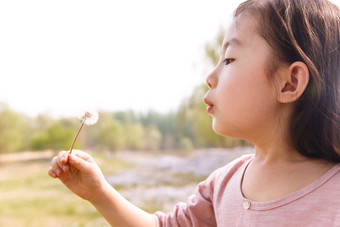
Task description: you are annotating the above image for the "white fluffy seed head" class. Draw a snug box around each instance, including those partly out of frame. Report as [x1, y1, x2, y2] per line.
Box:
[79, 110, 98, 125]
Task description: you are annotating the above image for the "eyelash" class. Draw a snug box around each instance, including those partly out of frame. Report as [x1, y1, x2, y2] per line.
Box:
[223, 58, 234, 65]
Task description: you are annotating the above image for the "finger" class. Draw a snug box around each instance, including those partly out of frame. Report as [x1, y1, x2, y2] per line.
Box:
[70, 150, 93, 162]
[56, 151, 71, 174]
[68, 153, 92, 173]
[51, 156, 58, 169]
[51, 156, 64, 176]
[58, 150, 70, 165]
[48, 167, 57, 178]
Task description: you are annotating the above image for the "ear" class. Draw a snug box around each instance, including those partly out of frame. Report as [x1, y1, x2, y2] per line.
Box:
[277, 61, 309, 103]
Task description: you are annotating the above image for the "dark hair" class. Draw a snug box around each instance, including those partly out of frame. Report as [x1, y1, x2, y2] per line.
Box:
[235, 0, 340, 163]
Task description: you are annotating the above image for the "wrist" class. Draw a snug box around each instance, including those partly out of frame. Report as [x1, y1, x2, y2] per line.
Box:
[88, 181, 114, 205]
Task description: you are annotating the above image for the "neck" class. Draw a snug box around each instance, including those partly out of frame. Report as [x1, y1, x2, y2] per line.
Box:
[250, 105, 309, 164]
[251, 126, 309, 165]
[253, 145, 309, 164]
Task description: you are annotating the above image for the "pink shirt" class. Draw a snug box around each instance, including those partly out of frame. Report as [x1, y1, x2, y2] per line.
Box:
[154, 154, 340, 226]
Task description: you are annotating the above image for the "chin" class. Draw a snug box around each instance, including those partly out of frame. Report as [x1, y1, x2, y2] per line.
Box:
[212, 120, 228, 136]
[212, 120, 244, 139]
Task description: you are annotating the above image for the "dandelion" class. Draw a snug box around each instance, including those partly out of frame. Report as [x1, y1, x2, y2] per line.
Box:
[69, 110, 98, 155]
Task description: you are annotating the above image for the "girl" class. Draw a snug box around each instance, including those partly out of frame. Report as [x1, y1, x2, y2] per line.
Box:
[48, 0, 340, 226]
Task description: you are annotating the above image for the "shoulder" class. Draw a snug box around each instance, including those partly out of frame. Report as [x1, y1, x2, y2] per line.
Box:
[154, 154, 254, 226]
[211, 154, 253, 181]
[202, 154, 254, 194]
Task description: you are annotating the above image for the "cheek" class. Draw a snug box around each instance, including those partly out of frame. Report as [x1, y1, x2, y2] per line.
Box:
[213, 79, 250, 136]
[219, 64, 273, 106]
[217, 69, 255, 109]
[213, 68, 276, 137]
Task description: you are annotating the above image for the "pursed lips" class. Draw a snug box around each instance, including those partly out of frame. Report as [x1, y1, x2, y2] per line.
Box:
[204, 97, 214, 113]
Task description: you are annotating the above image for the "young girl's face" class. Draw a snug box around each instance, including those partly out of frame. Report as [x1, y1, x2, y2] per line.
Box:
[205, 15, 281, 141]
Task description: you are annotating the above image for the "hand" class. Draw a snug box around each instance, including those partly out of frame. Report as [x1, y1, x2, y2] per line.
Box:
[48, 150, 108, 201]
[49, 150, 157, 227]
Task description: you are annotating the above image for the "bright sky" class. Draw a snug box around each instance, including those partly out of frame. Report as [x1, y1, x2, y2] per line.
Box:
[0, 0, 339, 118]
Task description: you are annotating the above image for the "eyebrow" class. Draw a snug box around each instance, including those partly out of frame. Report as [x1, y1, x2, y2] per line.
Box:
[222, 38, 243, 50]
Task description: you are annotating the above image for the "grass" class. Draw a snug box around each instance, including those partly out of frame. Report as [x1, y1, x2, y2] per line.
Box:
[0, 150, 209, 226]
[0, 151, 132, 227]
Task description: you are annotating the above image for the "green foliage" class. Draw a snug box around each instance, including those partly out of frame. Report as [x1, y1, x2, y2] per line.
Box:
[0, 109, 24, 153]
[125, 123, 145, 150]
[144, 125, 162, 151]
[31, 122, 75, 151]
[179, 137, 194, 151]
[97, 120, 125, 152]
[114, 110, 138, 125]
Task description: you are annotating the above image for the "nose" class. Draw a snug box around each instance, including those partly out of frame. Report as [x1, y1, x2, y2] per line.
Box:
[205, 66, 218, 89]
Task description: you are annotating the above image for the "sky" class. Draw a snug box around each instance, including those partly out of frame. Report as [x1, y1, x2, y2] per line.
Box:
[0, 0, 339, 118]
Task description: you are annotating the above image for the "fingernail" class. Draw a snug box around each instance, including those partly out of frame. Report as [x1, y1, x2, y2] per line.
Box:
[62, 165, 67, 172]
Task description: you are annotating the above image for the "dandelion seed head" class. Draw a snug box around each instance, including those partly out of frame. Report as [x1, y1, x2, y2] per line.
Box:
[79, 110, 98, 125]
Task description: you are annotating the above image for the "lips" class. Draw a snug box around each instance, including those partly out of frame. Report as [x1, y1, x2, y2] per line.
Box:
[204, 97, 214, 114]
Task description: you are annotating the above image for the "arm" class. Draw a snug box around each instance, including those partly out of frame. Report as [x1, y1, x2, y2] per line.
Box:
[48, 150, 156, 227]
[90, 182, 156, 227]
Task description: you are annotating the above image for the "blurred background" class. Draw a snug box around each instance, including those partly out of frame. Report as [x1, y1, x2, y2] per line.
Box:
[0, 0, 339, 226]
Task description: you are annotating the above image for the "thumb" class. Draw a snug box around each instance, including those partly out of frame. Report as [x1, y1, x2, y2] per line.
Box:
[68, 154, 92, 173]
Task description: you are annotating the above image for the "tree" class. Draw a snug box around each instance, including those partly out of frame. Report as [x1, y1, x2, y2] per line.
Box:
[144, 125, 162, 151]
[125, 123, 145, 150]
[0, 109, 24, 153]
[30, 122, 75, 151]
[97, 120, 125, 152]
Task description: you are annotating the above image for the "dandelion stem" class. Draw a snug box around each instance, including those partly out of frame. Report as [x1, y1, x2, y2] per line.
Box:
[69, 121, 85, 155]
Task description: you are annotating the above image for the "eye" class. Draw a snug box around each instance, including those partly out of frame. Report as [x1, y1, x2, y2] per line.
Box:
[223, 58, 234, 65]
